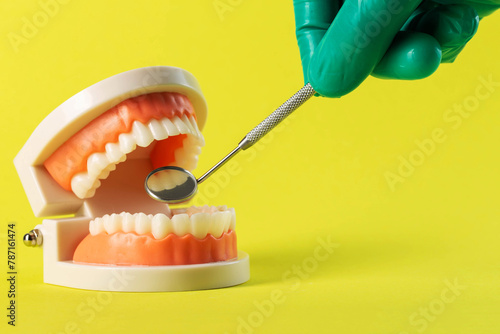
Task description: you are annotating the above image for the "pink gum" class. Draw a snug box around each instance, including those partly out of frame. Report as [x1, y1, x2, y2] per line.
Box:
[73, 230, 237, 266]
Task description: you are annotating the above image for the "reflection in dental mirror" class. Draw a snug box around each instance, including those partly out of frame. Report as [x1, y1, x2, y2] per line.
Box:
[145, 166, 198, 203]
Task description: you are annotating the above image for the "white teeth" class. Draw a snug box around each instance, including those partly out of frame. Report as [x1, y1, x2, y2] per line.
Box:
[148, 119, 168, 140]
[161, 118, 180, 136]
[118, 133, 136, 154]
[174, 148, 189, 166]
[190, 213, 211, 239]
[97, 163, 117, 179]
[132, 121, 154, 147]
[104, 163, 117, 172]
[151, 214, 173, 239]
[71, 173, 101, 199]
[181, 114, 196, 134]
[89, 217, 104, 235]
[193, 146, 202, 155]
[172, 134, 202, 171]
[228, 208, 236, 231]
[147, 170, 177, 191]
[85, 188, 97, 198]
[188, 116, 199, 133]
[147, 168, 190, 193]
[88, 221, 96, 235]
[173, 169, 189, 186]
[87, 153, 110, 178]
[103, 214, 120, 234]
[105, 142, 123, 163]
[88, 208, 236, 239]
[171, 214, 191, 236]
[149, 168, 188, 191]
[172, 116, 190, 134]
[135, 213, 151, 234]
[122, 213, 135, 232]
[189, 117, 205, 146]
[97, 167, 112, 180]
[213, 211, 230, 237]
[184, 131, 205, 149]
[70, 115, 203, 199]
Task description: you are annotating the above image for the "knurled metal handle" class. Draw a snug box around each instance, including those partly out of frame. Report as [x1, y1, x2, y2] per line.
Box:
[238, 83, 316, 150]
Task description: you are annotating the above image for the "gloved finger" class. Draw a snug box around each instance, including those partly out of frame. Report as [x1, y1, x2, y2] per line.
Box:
[294, 0, 340, 83]
[404, 4, 479, 62]
[308, 0, 423, 97]
[371, 31, 442, 79]
[431, 0, 500, 18]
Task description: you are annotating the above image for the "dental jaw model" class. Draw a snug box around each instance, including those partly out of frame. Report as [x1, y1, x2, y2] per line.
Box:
[15, 66, 250, 291]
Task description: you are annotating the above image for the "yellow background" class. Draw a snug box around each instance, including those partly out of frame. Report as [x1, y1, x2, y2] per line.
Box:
[1, 0, 499, 333]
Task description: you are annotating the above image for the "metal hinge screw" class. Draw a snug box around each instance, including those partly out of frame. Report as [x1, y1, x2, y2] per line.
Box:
[23, 229, 43, 247]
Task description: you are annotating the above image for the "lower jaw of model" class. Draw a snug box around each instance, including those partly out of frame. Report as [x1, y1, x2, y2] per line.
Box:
[44, 92, 238, 266]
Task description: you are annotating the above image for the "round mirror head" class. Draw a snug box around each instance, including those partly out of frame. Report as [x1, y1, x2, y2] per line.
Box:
[145, 166, 198, 203]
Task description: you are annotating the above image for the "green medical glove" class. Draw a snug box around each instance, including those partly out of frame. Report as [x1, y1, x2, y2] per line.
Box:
[294, 0, 500, 97]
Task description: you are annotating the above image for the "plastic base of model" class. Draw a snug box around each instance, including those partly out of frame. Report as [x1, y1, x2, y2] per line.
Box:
[38, 218, 250, 292]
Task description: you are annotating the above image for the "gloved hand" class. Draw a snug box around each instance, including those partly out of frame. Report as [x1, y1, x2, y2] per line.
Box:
[294, 0, 500, 97]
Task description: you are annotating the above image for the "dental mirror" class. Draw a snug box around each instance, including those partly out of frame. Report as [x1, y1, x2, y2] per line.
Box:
[145, 166, 198, 203]
[145, 83, 316, 203]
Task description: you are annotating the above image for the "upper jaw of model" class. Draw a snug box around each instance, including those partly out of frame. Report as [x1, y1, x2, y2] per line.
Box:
[43, 91, 205, 202]
[14, 67, 212, 218]
[71, 113, 204, 199]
